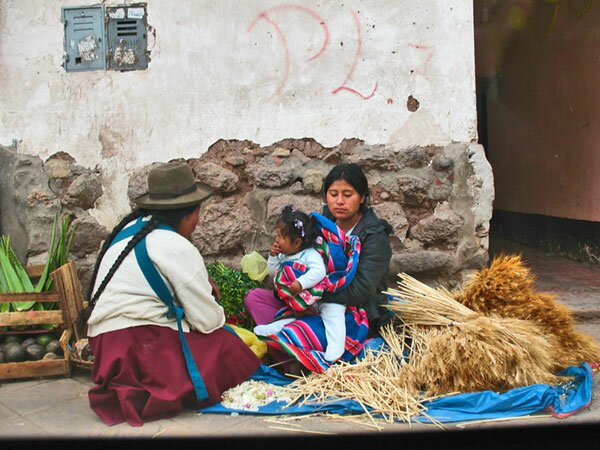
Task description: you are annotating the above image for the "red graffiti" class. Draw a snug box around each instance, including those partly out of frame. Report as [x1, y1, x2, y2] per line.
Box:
[249, 13, 291, 99]
[331, 10, 378, 100]
[247, 5, 330, 100]
[332, 82, 378, 100]
[247, 5, 378, 101]
[247, 5, 330, 61]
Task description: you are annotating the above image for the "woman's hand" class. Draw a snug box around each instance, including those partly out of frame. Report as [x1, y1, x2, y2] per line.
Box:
[269, 241, 281, 257]
[208, 276, 220, 301]
[288, 280, 302, 295]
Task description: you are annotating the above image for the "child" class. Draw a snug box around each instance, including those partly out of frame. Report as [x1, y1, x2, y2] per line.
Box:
[253, 205, 347, 362]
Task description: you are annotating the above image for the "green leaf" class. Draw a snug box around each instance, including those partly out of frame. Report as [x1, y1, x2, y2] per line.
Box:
[35, 212, 76, 293]
[0, 237, 35, 310]
[0, 241, 24, 293]
[13, 300, 36, 311]
[0, 259, 8, 293]
[35, 211, 58, 293]
[4, 237, 34, 292]
[206, 261, 260, 330]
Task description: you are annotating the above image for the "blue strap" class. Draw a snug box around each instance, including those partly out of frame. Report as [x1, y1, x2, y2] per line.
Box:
[110, 217, 209, 402]
[309, 213, 348, 271]
[222, 323, 238, 336]
[111, 217, 173, 247]
[135, 238, 209, 401]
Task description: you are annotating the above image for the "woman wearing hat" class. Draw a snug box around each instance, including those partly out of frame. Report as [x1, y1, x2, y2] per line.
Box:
[85, 161, 260, 427]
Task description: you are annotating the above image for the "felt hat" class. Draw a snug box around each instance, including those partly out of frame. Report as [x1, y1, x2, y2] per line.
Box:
[134, 162, 212, 210]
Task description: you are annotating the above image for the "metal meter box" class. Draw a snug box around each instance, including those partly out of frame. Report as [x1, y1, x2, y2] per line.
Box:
[106, 5, 148, 71]
[61, 6, 106, 72]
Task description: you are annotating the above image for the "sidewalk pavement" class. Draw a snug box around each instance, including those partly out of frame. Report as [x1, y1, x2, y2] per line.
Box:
[0, 237, 599, 445]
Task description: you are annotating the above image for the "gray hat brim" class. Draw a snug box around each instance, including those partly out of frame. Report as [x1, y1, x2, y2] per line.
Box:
[134, 182, 212, 210]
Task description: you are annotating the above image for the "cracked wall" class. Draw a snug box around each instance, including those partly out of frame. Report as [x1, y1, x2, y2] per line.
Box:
[0, 1, 491, 291]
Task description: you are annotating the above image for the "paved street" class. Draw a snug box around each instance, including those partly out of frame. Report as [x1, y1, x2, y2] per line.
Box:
[0, 238, 599, 447]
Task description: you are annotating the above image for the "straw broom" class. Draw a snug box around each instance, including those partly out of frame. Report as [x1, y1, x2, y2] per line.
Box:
[385, 273, 564, 396]
[454, 254, 600, 370]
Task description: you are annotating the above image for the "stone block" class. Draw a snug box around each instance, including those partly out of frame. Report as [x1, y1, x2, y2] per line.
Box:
[410, 202, 464, 244]
[391, 250, 451, 274]
[191, 161, 239, 193]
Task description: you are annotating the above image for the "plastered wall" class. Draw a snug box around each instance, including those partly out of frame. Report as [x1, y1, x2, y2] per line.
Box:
[0, 0, 477, 226]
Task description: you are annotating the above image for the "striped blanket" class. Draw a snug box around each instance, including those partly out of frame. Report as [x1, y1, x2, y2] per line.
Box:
[265, 213, 370, 373]
[273, 213, 361, 313]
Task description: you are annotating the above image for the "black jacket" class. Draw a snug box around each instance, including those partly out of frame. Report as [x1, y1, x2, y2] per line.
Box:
[321, 206, 394, 332]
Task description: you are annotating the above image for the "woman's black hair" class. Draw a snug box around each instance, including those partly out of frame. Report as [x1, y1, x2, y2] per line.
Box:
[277, 205, 319, 250]
[86, 203, 200, 308]
[322, 163, 370, 213]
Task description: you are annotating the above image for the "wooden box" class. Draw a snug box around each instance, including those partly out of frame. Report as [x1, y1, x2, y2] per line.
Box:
[0, 329, 71, 380]
[0, 262, 84, 380]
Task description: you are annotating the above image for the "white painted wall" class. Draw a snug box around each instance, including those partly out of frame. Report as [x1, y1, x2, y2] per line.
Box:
[0, 0, 476, 225]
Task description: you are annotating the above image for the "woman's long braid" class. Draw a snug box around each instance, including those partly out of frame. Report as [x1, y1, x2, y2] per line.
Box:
[89, 215, 159, 308]
[85, 210, 142, 301]
[80, 203, 199, 335]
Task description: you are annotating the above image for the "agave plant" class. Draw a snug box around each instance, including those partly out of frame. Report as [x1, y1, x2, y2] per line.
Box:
[0, 212, 76, 312]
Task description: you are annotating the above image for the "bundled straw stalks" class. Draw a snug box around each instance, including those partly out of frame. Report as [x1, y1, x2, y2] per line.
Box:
[277, 258, 593, 426]
[454, 254, 600, 370]
[280, 341, 440, 427]
[385, 273, 563, 396]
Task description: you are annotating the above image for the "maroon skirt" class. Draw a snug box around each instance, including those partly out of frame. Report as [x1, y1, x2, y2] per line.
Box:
[88, 325, 261, 426]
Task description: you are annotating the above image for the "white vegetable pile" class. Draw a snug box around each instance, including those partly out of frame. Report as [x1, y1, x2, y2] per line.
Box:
[221, 380, 294, 412]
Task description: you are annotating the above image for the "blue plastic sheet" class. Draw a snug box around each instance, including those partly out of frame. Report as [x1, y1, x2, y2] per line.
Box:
[201, 364, 368, 416]
[417, 363, 593, 423]
[201, 356, 594, 423]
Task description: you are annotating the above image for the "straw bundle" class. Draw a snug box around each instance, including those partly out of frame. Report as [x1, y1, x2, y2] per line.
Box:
[395, 320, 561, 396]
[454, 254, 600, 370]
[385, 273, 563, 396]
[281, 344, 434, 426]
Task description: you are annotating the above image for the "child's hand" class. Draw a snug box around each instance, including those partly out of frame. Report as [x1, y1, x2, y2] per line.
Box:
[289, 281, 302, 295]
[270, 241, 281, 257]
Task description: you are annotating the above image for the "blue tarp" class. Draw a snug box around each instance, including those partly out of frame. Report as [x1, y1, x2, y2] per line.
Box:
[418, 363, 593, 423]
[201, 342, 594, 423]
[201, 364, 370, 416]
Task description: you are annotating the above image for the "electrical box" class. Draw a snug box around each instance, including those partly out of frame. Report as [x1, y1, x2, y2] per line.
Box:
[61, 6, 107, 72]
[106, 5, 148, 71]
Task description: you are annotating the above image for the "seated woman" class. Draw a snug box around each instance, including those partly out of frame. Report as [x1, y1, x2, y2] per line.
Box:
[85, 162, 260, 426]
[244, 163, 393, 373]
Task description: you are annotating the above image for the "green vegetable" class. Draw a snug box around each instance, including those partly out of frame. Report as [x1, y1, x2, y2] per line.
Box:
[206, 262, 261, 331]
[35, 212, 76, 295]
[0, 212, 76, 315]
[25, 343, 46, 361]
[0, 236, 34, 310]
[4, 343, 26, 362]
[36, 334, 54, 346]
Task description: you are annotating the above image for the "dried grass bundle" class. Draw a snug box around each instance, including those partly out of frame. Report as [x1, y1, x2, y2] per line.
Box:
[275, 258, 593, 425]
[385, 273, 563, 395]
[281, 347, 436, 426]
[454, 254, 600, 370]
[394, 318, 561, 396]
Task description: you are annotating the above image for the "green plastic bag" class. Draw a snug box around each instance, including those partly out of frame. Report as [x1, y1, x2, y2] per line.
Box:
[241, 251, 269, 282]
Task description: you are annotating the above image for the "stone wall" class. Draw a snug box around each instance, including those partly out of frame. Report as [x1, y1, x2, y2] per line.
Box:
[0, 144, 108, 291]
[0, 139, 493, 294]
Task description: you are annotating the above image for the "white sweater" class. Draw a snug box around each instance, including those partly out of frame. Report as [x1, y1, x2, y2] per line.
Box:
[87, 219, 225, 337]
[267, 248, 326, 289]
